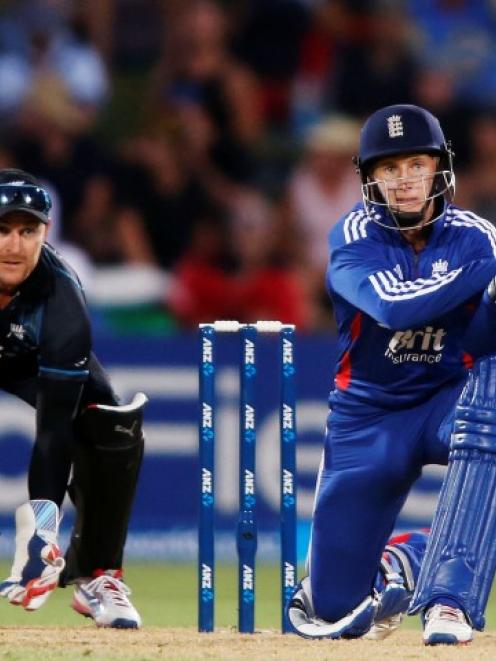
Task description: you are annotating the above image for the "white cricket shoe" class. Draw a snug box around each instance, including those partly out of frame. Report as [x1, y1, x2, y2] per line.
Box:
[72, 571, 141, 629]
[423, 604, 473, 645]
[0, 500, 65, 610]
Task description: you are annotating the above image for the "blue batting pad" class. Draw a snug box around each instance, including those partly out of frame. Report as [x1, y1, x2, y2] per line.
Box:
[409, 356, 496, 629]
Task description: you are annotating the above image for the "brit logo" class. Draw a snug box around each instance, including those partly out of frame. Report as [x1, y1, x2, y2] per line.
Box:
[432, 259, 448, 276]
[385, 326, 446, 365]
[387, 115, 404, 138]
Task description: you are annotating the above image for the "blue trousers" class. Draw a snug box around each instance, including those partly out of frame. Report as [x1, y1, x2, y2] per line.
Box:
[310, 377, 466, 622]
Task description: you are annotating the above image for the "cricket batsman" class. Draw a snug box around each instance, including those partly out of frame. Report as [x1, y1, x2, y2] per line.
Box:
[0, 168, 146, 628]
[288, 104, 496, 645]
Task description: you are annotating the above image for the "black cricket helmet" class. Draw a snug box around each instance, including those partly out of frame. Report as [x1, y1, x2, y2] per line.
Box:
[0, 168, 52, 223]
[355, 104, 455, 229]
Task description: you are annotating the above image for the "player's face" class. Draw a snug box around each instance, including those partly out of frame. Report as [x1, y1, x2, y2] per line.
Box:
[0, 212, 47, 295]
[370, 153, 438, 217]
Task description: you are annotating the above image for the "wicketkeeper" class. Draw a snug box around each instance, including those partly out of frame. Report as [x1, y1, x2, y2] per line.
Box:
[288, 104, 496, 645]
[0, 168, 146, 628]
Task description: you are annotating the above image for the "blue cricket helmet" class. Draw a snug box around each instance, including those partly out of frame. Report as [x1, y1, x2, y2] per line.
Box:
[357, 104, 449, 173]
[355, 104, 455, 230]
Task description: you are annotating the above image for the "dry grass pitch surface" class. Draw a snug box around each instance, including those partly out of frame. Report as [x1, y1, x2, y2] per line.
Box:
[0, 627, 494, 661]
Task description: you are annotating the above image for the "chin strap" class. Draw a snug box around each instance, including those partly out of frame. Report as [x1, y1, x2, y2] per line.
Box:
[390, 209, 426, 229]
[389, 193, 442, 230]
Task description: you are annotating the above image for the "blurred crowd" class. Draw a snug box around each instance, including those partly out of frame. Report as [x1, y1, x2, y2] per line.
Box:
[1, 0, 496, 334]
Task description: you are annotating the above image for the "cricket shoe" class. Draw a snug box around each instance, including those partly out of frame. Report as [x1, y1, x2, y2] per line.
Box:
[364, 583, 409, 640]
[287, 576, 378, 639]
[364, 547, 414, 641]
[0, 500, 65, 610]
[423, 604, 473, 645]
[72, 570, 141, 629]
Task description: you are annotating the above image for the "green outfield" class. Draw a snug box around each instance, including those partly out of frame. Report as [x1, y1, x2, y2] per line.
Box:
[0, 562, 495, 631]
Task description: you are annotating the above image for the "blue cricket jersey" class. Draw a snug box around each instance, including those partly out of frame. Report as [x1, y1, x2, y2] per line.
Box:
[327, 202, 496, 408]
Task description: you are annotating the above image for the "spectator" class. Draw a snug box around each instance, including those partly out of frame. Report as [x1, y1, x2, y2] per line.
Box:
[284, 115, 360, 329]
[8, 96, 115, 247]
[113, 132, 214, 269]
[412, 66, 475, 170]
[407, 0, 496, 110]
[169, 190, 311, 329]
[0, 4, 114, 246]
[145, 0, 263, 187]
[287, 115, 361, 272]
[231, 0, 311, 130]
[0, 3, 109, 122]
[289, 0, 366, 135]
[67, 175, 127, 266]
[42, 180, 95, 292]
[456, 113, 496, 222]
[332, 4, 418, 117]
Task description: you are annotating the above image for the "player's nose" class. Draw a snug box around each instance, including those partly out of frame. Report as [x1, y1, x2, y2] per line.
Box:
[396, 176, 413, 190]
[4, 231, 22, 253]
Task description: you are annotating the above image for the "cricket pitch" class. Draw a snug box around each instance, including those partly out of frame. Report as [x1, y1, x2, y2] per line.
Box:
[0, 627, 494, 660]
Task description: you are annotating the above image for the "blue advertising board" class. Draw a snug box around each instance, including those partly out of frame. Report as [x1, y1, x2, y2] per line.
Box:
[0, 332, 445, 562]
